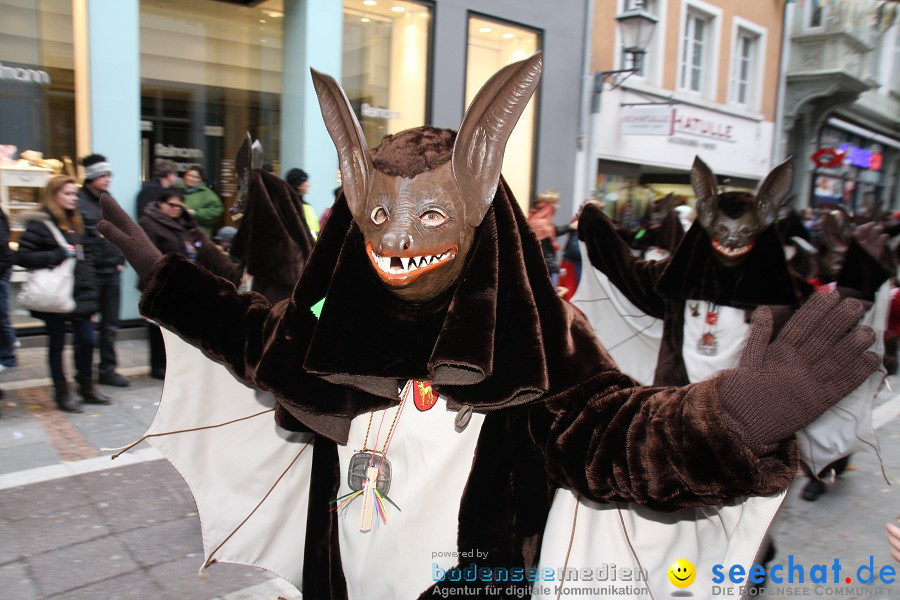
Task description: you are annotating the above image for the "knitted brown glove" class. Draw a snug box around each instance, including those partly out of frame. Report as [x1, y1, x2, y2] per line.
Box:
[718, 290, 878, 454]
[97, 194, 163, 280]
[855, 221, 889, 261]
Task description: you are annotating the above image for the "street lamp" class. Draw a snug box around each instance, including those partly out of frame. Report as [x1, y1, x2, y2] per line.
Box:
[591, 1, 659, 112]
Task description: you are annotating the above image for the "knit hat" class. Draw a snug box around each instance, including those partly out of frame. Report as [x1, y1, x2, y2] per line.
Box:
[214, 226, 238, 244]
[81, 153, 112, 181]
[536, 188, 559, 204]
[286, 168, 309, 188]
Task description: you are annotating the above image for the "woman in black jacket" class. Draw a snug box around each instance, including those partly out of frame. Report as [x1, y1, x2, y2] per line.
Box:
[138, 189, 201, 378]
[16, 175, 111, 412]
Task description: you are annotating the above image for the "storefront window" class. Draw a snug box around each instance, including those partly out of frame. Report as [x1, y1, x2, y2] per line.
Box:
[1, 0, 77, 329]
[140, 0, 284, 214]
[342, 0, 432, 148]
[813, 126, 886, 212]
[466, 15, 539, 209]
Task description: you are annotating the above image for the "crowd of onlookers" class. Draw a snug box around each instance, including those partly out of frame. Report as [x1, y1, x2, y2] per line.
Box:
[0, 153, 321, 414]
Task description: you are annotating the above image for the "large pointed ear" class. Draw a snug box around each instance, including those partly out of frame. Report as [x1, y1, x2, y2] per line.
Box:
[452, 52, 543, 227]
[250, 138, 263, 170]
[690, 156, 718, 230]
[755, 157, 793, 228]
[233, 132, 253, 216]
[311, 68, 373, 221]
[235, 132, 251, 189]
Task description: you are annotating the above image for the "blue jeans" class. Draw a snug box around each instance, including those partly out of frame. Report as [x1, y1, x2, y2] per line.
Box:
[44, 315, 94, 382]
[0, 269, 18, 366]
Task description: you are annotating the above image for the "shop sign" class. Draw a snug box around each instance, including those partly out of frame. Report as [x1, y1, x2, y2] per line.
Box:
[839, 144, 882, 170]
[361, 103, 401, 120]
[671, 108, 734, 142]
[155, 143, 204, 160]
[811, 147, 844, 168]
[622, 105, 673, 135]
[0, 62, 51, 85]
[813, 145, 883, 170]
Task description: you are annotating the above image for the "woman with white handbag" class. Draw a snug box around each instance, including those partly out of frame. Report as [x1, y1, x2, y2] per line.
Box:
[15, 175, 111, 413]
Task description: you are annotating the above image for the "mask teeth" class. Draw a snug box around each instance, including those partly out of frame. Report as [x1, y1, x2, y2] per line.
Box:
[373, 249, 454, 274]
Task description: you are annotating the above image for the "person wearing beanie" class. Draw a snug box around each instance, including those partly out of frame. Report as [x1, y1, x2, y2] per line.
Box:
[77, 153, 129, 388]
[285, 168, 320, 240]
[180, 165, 224, 238]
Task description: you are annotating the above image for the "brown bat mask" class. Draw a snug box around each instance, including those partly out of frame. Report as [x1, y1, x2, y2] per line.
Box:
[691, 156, 794, 266]
[311, 53, 542, 302]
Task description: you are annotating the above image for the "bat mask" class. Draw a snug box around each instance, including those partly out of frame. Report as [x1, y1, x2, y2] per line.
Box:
[312, 54, 542, 302]
[691, 156, 794, 267]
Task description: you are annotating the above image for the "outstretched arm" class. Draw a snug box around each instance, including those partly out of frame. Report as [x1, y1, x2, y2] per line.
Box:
[577, 203, 667, 318]
[543, 291, 877, 510]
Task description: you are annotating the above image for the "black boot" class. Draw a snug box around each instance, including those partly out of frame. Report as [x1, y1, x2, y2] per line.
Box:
[801, 478, 826, 501]
[76, 375, 112, 405]
[54, 379, 83, 413]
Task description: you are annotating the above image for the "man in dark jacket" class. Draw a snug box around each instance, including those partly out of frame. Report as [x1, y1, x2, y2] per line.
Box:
[136, 159, 178, 219]
[77, 153, 129, 387]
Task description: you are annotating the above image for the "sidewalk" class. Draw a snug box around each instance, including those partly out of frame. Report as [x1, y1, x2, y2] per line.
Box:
[0, 335, 301, 600]
[2, 335, 900, 598]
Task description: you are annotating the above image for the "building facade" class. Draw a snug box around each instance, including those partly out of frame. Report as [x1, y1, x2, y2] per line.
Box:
[0, 0, 587, 326]
[577, 0, 787, 219]
[781, 0, 899, 212]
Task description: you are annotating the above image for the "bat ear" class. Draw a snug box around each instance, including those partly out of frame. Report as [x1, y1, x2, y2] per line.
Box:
[690, 156, 719, 230]
[755, 157, 793, 228]
[233, 132, 255, 217]
[250, 139, 263, 170]
[452, 52, 542, 227]
[235, 132, 251, 189]
[311, 67, 374, 223]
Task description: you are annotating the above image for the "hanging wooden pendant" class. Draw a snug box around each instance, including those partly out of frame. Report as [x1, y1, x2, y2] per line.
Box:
[697, 332, 718, 356]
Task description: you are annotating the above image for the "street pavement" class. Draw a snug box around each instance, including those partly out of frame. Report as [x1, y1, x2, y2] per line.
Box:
[0, 334, 899, 599]
[0, 335, 300, 600]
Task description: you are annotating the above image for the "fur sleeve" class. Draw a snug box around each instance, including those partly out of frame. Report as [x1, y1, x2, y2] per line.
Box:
[578, 204, 668, 318]
[541, 371, 797, 511]
[139, 254, 281, 382]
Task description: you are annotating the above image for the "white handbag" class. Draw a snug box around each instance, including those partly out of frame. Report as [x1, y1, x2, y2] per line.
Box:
[17, 220, 77, 314]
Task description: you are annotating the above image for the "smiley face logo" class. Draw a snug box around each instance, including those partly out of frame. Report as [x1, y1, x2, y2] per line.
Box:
[668, 559, 696, 588]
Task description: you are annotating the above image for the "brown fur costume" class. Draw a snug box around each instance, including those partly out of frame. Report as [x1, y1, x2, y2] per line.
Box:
[139, 131, 795, 598]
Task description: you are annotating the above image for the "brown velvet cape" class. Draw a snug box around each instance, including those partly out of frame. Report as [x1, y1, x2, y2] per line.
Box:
[139, 180, 795, 599]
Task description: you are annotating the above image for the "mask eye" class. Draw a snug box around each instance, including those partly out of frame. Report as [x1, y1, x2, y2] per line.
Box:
[419, 209, 447, 228]
[371, 206, 388, 226]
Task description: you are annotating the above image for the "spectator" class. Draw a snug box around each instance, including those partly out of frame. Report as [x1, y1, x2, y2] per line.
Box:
[0, 203, 17, 371]
[285, 168, 320, 240]
[16, 175, 112, 412]
[181, 165, 224, 237]
[528, 188, 562, 285]
[77, 153, 129, 388]
[213, 226, 237, 253]
[136, 159, 178, 218]
[138, 189, 201, 379]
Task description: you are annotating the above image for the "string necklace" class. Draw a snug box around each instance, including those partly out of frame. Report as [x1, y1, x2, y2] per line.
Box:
[332, 380, 412, 532]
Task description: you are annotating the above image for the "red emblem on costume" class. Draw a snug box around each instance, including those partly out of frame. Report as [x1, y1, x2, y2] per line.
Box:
[413, 380, 436, 411]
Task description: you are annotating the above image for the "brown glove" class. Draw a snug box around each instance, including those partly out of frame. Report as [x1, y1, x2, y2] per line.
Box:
[718, 290, 878, 454]
[855, 221, 888, 261]
[97, 194, 163, 280]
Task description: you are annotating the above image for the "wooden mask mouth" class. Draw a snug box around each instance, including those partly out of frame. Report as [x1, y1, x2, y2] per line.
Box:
[367, 242, 458, 286]
[711, 239, 754, 259]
